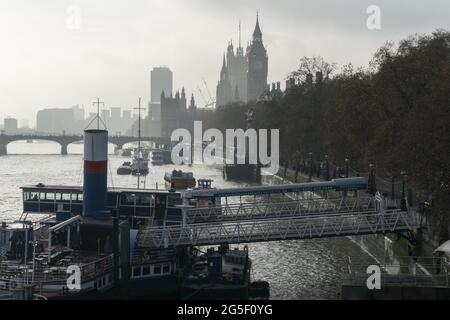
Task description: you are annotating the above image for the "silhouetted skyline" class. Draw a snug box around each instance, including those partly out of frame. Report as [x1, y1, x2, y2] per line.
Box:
[1, 0, 450, 125]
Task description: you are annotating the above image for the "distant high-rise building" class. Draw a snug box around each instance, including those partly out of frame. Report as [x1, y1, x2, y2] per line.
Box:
[216, 15, 268, 107]
[101, 109, 110, 124]
[36, 108, 75, 134]
[71, 105, 85, 132]
[19, 119, 29, 129]
[151, 67, 173, 103]
[122, 110, 131, 121]
[4, 118, 18, 134]
[148, 66, 172, 137]
[148, 102, 162, 137]
[110, 107, 121, 120]
[71, 105, 85, 121]
[109, 107, 121, 135]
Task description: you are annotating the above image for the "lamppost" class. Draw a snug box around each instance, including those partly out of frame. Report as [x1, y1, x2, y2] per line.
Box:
[400, 171, 407, 211]
[324, 154, 329, 181]
[369, 163, 376, 196]
[391, 174, 396, 200]
[345, 158, 349, 178]
[294, 151, 300, 182]
[308, 152, 313, 182]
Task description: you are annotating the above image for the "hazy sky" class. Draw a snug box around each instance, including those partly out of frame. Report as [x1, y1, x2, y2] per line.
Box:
[1, 0, 449, 126]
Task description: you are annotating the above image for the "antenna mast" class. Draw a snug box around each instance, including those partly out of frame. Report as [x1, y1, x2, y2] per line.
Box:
[239, 20, 241, 48]
[134, 97, 144, 189]
[138, 97, 141, 152]
[93, 97, 105, 129]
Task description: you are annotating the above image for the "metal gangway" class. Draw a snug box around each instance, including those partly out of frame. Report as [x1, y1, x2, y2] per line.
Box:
[138, 210, 414, 248]
[185, 196, 378, 223]
[137, 177, 419, 248]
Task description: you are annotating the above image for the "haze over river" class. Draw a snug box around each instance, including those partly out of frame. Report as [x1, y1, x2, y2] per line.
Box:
[0, 140, 372, 299]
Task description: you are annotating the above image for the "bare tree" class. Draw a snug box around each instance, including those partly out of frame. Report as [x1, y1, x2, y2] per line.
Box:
[289, 56, 337, 83]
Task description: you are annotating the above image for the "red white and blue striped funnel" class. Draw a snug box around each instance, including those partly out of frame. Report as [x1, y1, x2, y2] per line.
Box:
[83, 129, 108, 218]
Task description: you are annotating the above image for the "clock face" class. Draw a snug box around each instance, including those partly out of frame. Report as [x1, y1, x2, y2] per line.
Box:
[254, 61, 263, 70]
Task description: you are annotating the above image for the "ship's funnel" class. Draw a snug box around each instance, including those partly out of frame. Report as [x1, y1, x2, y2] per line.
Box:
[83, 129, 108, 219]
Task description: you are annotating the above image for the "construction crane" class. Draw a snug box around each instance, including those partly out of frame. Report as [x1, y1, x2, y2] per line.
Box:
[197, 77, 215, 109]
[197, 86, 208, 106]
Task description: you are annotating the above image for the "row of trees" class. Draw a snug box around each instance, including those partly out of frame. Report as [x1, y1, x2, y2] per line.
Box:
[205, 30, 450, 243]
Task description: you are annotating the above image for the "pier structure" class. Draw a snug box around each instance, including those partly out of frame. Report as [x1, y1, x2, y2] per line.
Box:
[137, 177, 420, 248]
[342, 255, 450, 299]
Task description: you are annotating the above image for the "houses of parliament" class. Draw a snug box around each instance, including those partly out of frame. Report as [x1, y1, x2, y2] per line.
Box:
[216, 14, 269, 107]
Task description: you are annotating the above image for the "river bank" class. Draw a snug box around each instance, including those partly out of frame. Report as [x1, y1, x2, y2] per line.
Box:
[269, 165, 420, 266]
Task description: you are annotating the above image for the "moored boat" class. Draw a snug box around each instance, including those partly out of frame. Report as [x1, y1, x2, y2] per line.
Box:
[164, 170, 196, 189]
[121, 148, 132, 157]
[117, 161, 132, 175]
[150, 149, 165, 166]
[131, 156, 149, 176]
[180, 244, 251, 300]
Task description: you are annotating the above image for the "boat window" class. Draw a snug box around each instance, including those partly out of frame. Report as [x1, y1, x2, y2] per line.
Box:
[136, 195, 152, 206]
[153, 265, 162, 275]
[55, 193, 62, 201]
[30, 192, 39, 201]
[132, 266, 141, 278]
[62, 193, 71, 201]
[46, 193, 55, 201]
[162, 263, 170, 274]
[40, 192, 46, 200]
[0, 230, 7, 246]
[71, 193, 79, 201]
[121, 193, 135, 205]
[142, 265, 150, 276]
[167, 194, 181, 207]
[78, 194, 83, 201]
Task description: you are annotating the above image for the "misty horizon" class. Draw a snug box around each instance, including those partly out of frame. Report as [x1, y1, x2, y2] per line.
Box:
[1, 0, 450, 126]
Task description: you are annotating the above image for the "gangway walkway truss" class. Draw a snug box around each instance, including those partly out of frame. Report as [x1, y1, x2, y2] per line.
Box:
[138, 210, 415, 248]
[186, 196, 378, 223]
[137, 178, 419, 248]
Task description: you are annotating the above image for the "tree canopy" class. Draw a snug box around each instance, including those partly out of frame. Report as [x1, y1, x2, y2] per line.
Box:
[204, 30, 450, 242]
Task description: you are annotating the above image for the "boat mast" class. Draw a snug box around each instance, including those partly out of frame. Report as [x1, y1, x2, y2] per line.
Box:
[135, 97, 143, 189]
[138, 97, 141, 153]
[93, 97, 104, 130]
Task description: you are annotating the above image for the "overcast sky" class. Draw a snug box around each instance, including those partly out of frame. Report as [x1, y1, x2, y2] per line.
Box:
[1, 0, 449, 126]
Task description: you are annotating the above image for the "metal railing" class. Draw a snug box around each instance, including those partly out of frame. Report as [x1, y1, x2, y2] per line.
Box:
[0, 253, 114, 290]
[344, 256, 450, 288]
[186, 196, 378, 223]
[138, 210, 417, 248]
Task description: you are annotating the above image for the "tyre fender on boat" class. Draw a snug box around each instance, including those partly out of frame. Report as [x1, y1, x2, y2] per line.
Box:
[225, 272, 234, 282]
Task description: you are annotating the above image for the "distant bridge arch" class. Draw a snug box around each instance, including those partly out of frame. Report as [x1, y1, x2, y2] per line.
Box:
[108, 136, 171, 150]
[0, 134, 82, 155]
[0, 134, 170, 155]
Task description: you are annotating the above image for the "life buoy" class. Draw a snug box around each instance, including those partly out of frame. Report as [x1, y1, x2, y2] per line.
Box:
[82, 268, 90, 280]
[9, 280, 17, 289]
[141, 250, 150, 263]
[225, 272, 234, 282]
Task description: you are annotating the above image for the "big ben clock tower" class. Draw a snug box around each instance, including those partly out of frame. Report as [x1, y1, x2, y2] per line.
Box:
[247, 13, 268, 101]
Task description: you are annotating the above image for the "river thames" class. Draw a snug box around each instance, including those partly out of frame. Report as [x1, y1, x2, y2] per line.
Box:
[0, 140, 372, 299]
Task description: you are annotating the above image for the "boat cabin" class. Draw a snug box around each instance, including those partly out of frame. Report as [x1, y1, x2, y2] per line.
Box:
[20, 184, 220, 226]
[0, 222, 33, 261]
[21, 185, 184, 223]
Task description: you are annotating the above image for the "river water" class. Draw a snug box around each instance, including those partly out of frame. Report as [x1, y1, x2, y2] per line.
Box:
[0, 140, 372, 299]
